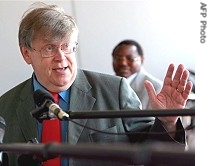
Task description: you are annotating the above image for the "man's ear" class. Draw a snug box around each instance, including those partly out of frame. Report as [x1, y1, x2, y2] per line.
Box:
[20, 46, 32, 64]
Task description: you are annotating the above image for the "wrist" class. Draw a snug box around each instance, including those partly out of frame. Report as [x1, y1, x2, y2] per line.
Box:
[158, 117, 177, 138]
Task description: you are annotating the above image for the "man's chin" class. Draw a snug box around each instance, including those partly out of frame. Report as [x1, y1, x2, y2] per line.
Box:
[119, 72, 130, 78]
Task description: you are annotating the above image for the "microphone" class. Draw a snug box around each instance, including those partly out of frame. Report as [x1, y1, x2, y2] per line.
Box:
[0, 116, 7, 166]
[32, 89, 69, 121]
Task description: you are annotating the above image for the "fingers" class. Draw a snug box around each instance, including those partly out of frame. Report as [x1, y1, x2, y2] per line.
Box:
[169, 64, 193, 98]
[164, 63, 193, 95]
[175, 69, 189, 93]
[171, 64, 185, 90]
[163, 63, 175, 86]
[144, 80, 156, 101]
[182, 81, 193, 100]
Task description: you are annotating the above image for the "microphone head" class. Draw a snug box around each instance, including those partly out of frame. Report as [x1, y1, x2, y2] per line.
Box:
[33, 89, 55, 107]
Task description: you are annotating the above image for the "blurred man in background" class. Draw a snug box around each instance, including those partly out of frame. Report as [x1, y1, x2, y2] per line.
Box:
[112, 39, 163, 110]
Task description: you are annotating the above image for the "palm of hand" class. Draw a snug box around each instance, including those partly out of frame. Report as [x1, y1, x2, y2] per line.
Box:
[145, 64, 193, 123]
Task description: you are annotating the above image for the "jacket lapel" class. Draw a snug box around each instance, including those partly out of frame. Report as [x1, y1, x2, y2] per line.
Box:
[130, 70, 145, 92]
[68, 69, 96, 144]
[16, 79, 38, 142]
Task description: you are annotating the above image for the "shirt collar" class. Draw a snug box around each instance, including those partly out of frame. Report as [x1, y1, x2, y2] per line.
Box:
[32, 73, 70, 103]
[126, 72, 138, 84]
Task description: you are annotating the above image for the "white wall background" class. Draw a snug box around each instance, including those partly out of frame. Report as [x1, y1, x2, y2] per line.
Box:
[0, 0, 196, 96]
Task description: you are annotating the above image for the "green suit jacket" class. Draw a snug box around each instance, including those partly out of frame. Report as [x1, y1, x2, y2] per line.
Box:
[0, 69, 185, 166]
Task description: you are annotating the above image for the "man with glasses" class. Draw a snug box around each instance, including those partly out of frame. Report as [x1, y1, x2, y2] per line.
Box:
[112, 40, 163, 110]
[0, 2, 193, 166]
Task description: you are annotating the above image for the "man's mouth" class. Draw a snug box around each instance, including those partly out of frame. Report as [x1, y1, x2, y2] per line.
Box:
[53, 67, 68, 71]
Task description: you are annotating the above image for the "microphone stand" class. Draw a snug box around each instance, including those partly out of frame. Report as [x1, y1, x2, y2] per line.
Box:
[31, 107, 195, 121]
[66, 108, 195, 119]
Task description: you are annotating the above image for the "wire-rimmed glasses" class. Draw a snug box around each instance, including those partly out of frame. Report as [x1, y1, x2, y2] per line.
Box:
[32, 42, 78, 58]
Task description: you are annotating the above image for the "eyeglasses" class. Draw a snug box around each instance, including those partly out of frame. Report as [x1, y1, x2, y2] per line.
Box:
[113, 55, 139, 63]
[31, 42, 78, 58]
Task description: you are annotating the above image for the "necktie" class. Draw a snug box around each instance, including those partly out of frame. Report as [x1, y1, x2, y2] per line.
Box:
[42, 92, 61, 166]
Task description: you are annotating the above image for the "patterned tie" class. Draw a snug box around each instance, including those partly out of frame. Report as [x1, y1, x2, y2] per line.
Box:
[42, 92, 61, 166]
